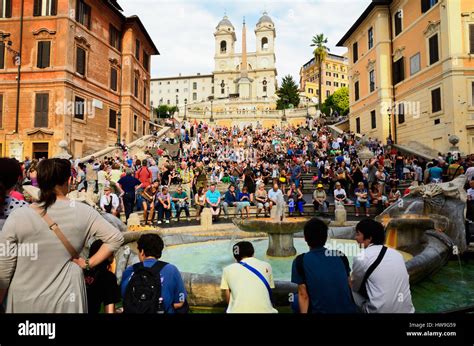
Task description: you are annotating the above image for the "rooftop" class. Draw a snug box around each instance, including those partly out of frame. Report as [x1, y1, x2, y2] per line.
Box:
[337, 0, 392, 47]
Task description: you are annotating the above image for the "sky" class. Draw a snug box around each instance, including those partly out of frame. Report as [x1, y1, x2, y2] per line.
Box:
[120, 0, 372, 85]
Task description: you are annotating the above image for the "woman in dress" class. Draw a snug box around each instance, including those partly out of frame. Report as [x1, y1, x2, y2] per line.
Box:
[0, 158, 123, 313]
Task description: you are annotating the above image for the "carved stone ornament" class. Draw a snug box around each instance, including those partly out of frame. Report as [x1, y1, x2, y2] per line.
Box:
[423, 21, 441, 37]
[392, 46, 405, 62]
[366, 59, 376, 71]
[74, 35, 91, 48]
[33, 28, 56, 39]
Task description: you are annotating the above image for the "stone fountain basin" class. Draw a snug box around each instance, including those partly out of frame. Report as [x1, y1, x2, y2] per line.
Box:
[112, 219, 452, 309]
[232, 217, 316, 234]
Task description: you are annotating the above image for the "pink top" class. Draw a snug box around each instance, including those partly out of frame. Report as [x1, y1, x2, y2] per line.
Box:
[9, 190, 25, 201]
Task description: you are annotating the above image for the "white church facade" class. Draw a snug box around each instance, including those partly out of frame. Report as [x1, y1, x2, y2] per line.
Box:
[212, 13, 278, 101]
[151, 12, 278, 109]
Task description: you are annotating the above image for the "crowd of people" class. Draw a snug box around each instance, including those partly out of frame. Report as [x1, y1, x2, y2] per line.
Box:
[0, 119, 473, 314]
[61, 121, 474, 225]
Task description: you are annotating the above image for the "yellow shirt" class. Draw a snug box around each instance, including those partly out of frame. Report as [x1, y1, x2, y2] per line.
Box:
[220, 257, 277, 313]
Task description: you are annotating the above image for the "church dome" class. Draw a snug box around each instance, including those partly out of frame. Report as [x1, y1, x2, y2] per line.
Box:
[257, 12, 273, 26]
[217, 15, 234, 30]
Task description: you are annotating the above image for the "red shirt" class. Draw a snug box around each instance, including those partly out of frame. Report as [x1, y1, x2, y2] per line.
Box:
[135, 166, 152, 188]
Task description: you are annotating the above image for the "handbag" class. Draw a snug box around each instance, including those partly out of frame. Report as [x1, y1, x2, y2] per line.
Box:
[30, 204, 80, 259]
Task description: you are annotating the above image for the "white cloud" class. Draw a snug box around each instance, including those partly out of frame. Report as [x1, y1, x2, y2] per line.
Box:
[120, 0, 371, 84]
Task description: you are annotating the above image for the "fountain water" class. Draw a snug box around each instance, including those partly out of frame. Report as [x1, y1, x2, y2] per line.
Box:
[233, 195, 316, 257]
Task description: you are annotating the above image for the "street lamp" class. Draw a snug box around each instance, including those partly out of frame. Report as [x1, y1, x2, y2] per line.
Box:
[282, 97, 289, 122]
[210, 97, 214, 123]
[184, 98, 187, 121]
[387, 106, 393, 143]
[116, 111, 122, 146]
[158, 98, 162, 119]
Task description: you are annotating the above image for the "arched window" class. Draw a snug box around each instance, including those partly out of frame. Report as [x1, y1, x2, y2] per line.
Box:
[261, 37, 269, 50]
[220, 40, 227, 53]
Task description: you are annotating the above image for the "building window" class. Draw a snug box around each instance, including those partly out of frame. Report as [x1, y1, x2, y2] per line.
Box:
[354, 81, 359, 101]
[431, 87, 442, 113]
[369, 70, 375, 92]
[76, 0, 91, 29]
[356, 117, 360, 133]
[34, 93, 49, 128]
[135, 39, 140, 60]
[352, 42, 358, 63]
[134, 77, 139, 98]
[368, 27, 374, 49]
[326, 81, 331, 86]
[263, 85, 267, 93]
[371, 110, 376, 129]
[33, 0, 57, 16]
[221, 88, 225, 94]
[176, 89, 179, 93]
[469, 24, 474, 54]
[471, 81, 474, 106]
[410, 53, 421, 75]
[394, 10, 403, 36]
[143, 85, 147, 105]
[76, 46, 86, 75]
[398, 102, 405, 124]
[393, 57, 405, 84]
[421, 0, 438, 13]
[193, 92, 197, 101]
[37, 41, 51, 69]
[143, 51, 149, 71]
[110, 67, 117, 91]
[429, 34, 439, 65]
[0, 94, 3, 128]
[434, 118, 440, 125]
[133, 114, 138, 132]
[0, 41, 4, 69]
[326, 72, 331, 77]
[193, 82, 197, 90]
[261, 37, 269, 50]
[0, 0, 12, 18]
[326, 90, 330, 97]
[142, 120, 146, 136]
[108, 109, 116, 129]
[220, 40, 227, 54]
[74, 96, 85, 120]
[167, 100, 170, 105]
[109, 25, 121, 50]
[334, 82, 339, 87]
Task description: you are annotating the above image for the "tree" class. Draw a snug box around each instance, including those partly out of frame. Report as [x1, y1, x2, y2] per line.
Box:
[276, 75, 300, 110]
[155, 105, 177, 118]
[310, 33, 330, 111]
[321, 87, 349, 116]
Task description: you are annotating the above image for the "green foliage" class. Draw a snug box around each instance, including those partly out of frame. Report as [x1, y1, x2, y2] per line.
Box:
[310, 33, 330, 110]
[321, 87, 349, 116]
[155, 105, 178, 118]
[276, 75, 300, 110]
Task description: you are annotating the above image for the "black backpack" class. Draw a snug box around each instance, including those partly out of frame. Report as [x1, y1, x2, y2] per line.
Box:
[123, 261, 168, 314]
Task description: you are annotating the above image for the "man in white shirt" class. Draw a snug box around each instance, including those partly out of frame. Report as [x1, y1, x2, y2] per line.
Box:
[100, 186, 120, 216]
[351, 219, 415, 313]
[220, 241, 277, 313]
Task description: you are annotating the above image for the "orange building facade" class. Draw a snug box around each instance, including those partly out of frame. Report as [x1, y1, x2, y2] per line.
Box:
[0, 0, 158, 160]
[338, 0, 474, 154]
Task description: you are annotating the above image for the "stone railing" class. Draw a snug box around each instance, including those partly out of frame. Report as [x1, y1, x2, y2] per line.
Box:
[79, 126, 170, 163]
[177, 107, 316, 122]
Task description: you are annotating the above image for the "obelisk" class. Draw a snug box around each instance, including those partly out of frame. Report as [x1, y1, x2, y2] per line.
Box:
[237, 17, 252, 99]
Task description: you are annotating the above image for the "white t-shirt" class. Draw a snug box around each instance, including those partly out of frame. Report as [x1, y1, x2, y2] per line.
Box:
[351, 244, 414, 313]
[220, 257, 277, 313]
[467, 188, 474, 201]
